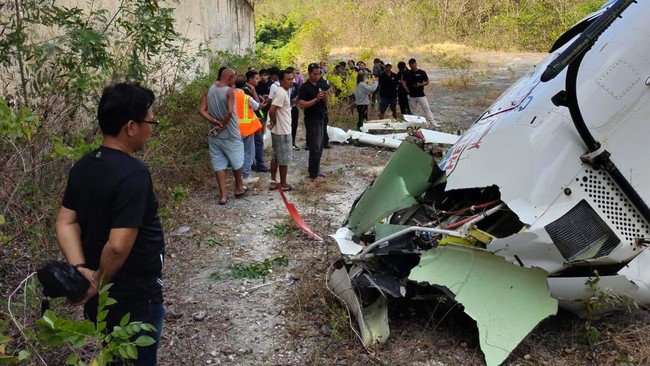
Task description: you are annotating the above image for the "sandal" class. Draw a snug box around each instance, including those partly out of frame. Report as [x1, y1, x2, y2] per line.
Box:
[269, 183, 278, 191]
[218, 197, 229, 205]
[279, 184, 293, 191]
[234, 187, 249, 198]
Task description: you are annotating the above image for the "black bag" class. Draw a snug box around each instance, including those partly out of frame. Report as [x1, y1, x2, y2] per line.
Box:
[37, 261, 90, 302]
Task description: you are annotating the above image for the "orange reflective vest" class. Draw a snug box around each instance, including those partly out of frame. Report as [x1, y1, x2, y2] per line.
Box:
[235, 89, 262, 137]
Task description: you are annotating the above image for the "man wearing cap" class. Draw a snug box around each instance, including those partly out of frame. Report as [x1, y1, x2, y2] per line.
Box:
[402, 58, 439, 127]
[378, 61, 399, 120]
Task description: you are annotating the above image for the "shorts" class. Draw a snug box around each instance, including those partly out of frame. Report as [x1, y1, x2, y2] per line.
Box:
[271, 133, 292, 166]
[208, 137, 244, 171]
[380, 97, 397, 113]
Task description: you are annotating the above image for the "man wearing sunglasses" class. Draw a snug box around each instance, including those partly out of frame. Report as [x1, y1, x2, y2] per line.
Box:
[55, 82, 165, 364]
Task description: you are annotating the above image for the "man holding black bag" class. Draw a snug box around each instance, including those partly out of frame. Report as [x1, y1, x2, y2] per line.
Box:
[55, 82, 165, 365]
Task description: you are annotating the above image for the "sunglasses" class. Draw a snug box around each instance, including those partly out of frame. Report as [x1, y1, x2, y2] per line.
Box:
[135, 119, 160, 131]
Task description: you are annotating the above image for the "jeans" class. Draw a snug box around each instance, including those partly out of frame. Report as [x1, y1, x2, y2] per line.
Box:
[129, 301, 164, 366]
[242, 134, 255, 178]
[305, 118, 324, 178]
[254, 129, 266, 168]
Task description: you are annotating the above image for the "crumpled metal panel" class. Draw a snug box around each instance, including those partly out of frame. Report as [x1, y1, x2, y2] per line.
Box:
[347, 142, 434, 236]
[409, 245, 558, 366]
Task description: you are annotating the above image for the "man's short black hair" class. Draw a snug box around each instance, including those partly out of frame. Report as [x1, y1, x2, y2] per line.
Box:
[245, 70, 258, 81]
[308, 63, 320, 72]
[259, 68, 268, 75]
[278, 69, 293, 82]
[217, 66, 227, 80]
[268, 66, 280, 77]
[397, 61, 407, 71]
[286, 66, 295, 73]
[97, 83, 155, 137]
[408, 58, 417, 64]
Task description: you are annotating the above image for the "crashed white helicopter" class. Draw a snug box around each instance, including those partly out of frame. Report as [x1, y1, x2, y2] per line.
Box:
[328, 0, 650, 365]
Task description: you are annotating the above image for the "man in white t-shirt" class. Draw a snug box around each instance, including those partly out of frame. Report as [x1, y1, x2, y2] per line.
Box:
[268, 69, 294, 191]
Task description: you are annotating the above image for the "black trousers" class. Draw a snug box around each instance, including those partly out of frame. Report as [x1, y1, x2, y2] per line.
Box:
[322, 109, 329, 147]
[356, 105, 368, 129]
[398, 90, 411, 115]
[305, 118, 324, 178]
[291, 107, 299, 145]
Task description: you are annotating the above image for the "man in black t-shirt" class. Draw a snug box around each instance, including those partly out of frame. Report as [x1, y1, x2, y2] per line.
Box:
[56, 83, 164, 364]
[402, 58, 439, 127]
[298, 63, 328, 179]
[378, 61, 399, 119]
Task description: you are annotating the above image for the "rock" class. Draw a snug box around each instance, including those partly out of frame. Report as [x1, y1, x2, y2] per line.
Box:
[212, 358, 221, 365]
[336, 360, 348, 366]
[358, 354, 369, 363]
[206, 360, 212, 365]
[193, 311, 207, 321]
[170, 226, 191, 236]
[320, 325, 332, 336]
[524, 354, 532, 360]
[210, 351, 218, 357]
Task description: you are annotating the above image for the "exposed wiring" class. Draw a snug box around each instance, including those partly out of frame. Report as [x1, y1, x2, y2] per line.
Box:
[442, 199, 501, 216]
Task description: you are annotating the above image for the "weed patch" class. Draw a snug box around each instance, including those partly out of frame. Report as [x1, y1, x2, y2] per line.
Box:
[231, 256, 290, 280]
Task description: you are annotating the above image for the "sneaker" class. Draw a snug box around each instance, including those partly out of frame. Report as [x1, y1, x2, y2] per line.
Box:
[323, 145, 332, 149]
[255, 165, 269, 173]
[430, 121, 442, 128]
[242, 176, 259, 185]
[292, 144, 300, 151]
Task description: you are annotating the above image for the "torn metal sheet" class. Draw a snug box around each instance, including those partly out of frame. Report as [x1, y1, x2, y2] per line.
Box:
[327, 126, 458, 148]
[328, 264, 390, 344]
[403, 114, 427, 123]
[346, 142, 434, 236]
[409, 246, 557, 366]
[360, 120, 426, 133]
[327, 126, 350, 143]
[330, 227, 363, 255]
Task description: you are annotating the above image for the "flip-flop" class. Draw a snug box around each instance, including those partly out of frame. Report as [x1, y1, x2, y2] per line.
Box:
[269, 183, 278, 191]
[218, 197, 229, 205]
[279, 184, 292, 191]
[234, 187, 249, 198]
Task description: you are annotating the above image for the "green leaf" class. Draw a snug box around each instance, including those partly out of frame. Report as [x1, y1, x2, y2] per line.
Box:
[119, 313, 130, 328]
[18, 349, 32, 361]
[117, 345, 129, 359]
[134, 335, 155, 347]
[104, 298, 117, 306]
[0, 215, 5, 225]
[125, 343, 138, 359]
[66, 353, 79, 365]
[96, 310, 109, 323]
[18, 350, 30, 360]
[40, 310, 56, 329]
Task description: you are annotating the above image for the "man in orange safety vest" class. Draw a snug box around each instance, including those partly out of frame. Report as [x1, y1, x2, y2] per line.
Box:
[235, 75, 268, 184]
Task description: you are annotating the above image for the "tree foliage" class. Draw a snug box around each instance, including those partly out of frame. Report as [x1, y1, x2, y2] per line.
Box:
[255, 0, 608, 64]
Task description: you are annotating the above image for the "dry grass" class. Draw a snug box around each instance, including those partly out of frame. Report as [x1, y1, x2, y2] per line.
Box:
[470, 89, 502, 107]
[612, 323, 650, 364]
[440, 73, 476, 90]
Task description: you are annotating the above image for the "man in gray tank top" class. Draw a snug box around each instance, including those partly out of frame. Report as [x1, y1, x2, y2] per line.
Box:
[199, 67, 248, 205]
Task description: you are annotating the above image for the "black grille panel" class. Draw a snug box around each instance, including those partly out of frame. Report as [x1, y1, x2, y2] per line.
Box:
[545, 200, 620, 261]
